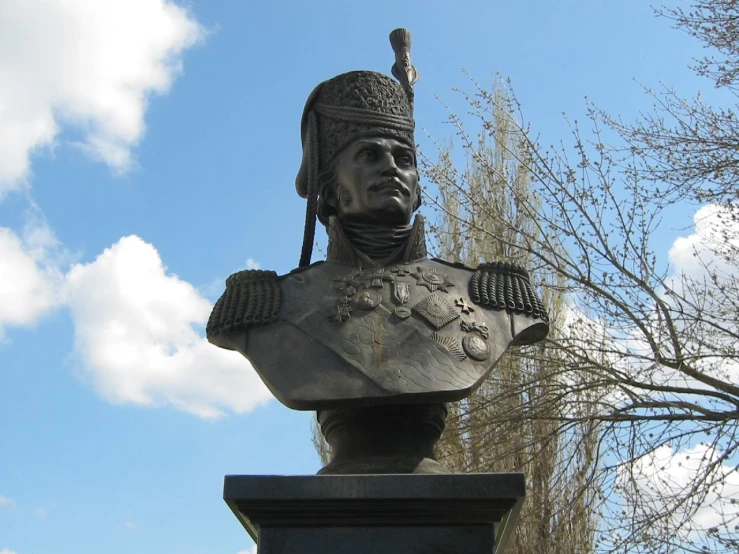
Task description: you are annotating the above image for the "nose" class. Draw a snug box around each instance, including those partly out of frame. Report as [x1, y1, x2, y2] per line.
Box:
[380, 152, 399, 176]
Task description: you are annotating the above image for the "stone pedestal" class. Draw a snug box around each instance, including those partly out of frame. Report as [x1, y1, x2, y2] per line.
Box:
[224, 473, 524, 554]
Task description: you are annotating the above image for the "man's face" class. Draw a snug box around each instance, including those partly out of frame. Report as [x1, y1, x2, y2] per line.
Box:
[331, 136, 419, 225]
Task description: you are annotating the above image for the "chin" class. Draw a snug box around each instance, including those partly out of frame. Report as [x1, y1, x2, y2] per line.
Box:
[340, 199, 413, 225]
[372, 200, 412, 223]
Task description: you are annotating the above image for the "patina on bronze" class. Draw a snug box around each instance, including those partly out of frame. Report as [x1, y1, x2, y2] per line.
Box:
[207, 29, 549, 474]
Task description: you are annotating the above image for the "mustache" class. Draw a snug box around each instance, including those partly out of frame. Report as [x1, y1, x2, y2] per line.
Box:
[368, 177, 411, 197]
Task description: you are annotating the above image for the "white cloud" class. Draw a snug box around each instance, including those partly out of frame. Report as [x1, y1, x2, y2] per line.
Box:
[122, 520, 136, 531]
[665, 204, 739, 383]
[245, 258, 261, 270]
[583, 204, 739, 396]
[34, 507, 47, 519]
[622, 444, 739, 535]
[0, 549, 18, 554]
[0, 0, 204, 197]
[237, 546, 257, 554]
[668, 204, 739, 278]
[0, 223, 65, 338]
[0, 495, 15, 510]
[65, 235, 272, 418]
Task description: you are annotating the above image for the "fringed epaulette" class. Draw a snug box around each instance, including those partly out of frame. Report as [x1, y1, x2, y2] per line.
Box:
[469, 262, 549, 321]
[206, 270, 281, 340]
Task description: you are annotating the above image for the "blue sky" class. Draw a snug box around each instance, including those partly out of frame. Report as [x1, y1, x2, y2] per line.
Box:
[0, 1, 717, 553]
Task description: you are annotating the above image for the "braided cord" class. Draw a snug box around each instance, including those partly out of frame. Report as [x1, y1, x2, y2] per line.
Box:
[299, 111, 320, 267]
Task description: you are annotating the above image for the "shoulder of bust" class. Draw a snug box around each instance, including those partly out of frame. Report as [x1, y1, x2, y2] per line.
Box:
[206, 268, 284, 348]
[282, 260, 325, 279]
[426, 257, 549, 345]
[428, 257, 474, 273]
[467, 261, 549, 321]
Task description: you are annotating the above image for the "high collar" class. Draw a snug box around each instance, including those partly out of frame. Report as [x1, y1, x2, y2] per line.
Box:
[326, 215, 428, 267]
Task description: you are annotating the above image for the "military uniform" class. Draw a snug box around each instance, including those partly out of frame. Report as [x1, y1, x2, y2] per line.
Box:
[207, 216, 548, 410]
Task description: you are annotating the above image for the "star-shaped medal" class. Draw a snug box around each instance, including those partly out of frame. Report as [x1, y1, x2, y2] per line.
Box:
[412, 293, 459, 329]
[410, 267, 454, 293]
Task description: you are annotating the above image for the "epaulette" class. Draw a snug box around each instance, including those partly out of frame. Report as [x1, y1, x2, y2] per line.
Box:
[206, 269, 281, 339]
[469, 262, 549, 321]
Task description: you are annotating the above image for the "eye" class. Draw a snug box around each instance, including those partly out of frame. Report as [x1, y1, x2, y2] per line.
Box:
[356, 147, 378, 162]
[396, 152, 415, 167]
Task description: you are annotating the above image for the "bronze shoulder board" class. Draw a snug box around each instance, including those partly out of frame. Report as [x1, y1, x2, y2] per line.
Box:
[469, 262, 549, 321]
[206, 269, 281, 339]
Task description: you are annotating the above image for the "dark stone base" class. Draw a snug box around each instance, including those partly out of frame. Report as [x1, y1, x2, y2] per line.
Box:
[224, 473, 524, 553]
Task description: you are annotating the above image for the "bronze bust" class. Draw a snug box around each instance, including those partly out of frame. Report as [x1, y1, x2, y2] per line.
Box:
[206, 29, 548, 473]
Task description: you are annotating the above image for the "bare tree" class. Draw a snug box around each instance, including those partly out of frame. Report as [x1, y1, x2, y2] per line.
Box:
[606, 0, 739, 208]
[421, 1, 739, 547]
[425, 87, 600, 554]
